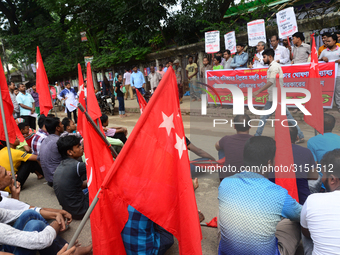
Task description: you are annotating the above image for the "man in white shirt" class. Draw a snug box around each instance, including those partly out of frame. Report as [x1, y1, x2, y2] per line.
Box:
[249, 41, 266, 68]
[270, 35, 290, 65]
[123, 69, 133, 100]
[301, 149, 340, 255]
[147, 66, 161, 94]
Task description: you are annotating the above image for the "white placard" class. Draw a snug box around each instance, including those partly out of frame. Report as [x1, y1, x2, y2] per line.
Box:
[276, 7, 298, 38]
[247, 19, 266, 47]
[224, 31, 236, 54]
[205, 31, 220, 54]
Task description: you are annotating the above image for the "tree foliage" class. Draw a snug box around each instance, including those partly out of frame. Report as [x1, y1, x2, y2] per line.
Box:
[0, 0, 233, 80]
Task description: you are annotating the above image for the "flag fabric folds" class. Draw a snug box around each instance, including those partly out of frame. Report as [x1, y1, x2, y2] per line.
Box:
[77, 64, 85, 136]
[99, 66, 202, 255]
[36, 46, 53, 116]
[136, 89, 147, 113]
[304, 34, 324, 135]
[274, 74, 299, 202]
[0, 58, 19, 144]
[86, 63, 101, 121]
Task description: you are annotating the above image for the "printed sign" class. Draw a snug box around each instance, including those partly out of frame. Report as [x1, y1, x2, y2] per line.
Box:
[206, 62, 337, 108]
[224, 31, 236, 54]
[247, 19, 266, 47]
[205, 31, 220, 54]
[276, 7, 298, 38]
[80, 31, 88, 42]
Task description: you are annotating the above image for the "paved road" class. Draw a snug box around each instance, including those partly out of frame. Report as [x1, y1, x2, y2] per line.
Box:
[19, 96, 340, 254]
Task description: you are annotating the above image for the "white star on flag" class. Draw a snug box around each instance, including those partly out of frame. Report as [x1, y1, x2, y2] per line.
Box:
[159, 112, 175, 136]
[310, 61, 317, 70]
[85, 158, 89, 165]
[36, 62, 39, 69]
[174, 134, 187, 159]
[87, 167, 93, 187]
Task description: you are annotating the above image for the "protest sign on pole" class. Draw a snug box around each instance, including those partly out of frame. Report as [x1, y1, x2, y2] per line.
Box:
[205, 31, 220, 54]
[247, 19, 266, 47]
[224, 31, 236, 54]
[276, 7, 298, 38]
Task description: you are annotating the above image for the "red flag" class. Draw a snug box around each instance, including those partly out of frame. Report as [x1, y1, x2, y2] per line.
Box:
[36, 46, 53, 116]
[86, 63, 101, 121]
[100, 66, 202, 255]
[304, 34, 324, 135]
[136, 89, 147, 113]
[0, 59, 18, 144]
[82, 114, 114, 254]
[274, 74, 299, 202]
[77, 64, 85, 136]
[205, 217, 218, 228]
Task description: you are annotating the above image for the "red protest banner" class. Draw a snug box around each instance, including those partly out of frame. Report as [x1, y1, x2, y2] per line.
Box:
[206, 62, 336, 108]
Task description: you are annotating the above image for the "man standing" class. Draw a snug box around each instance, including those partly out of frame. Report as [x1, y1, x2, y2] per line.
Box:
[223, 50, 232, 69]
[271, 35, 290, 65]
[123, 69, 133, 100]
[38, 117, 64, 187]
[58, 82, 78, 123]
[319, 34, 340, 112]
[216, 51, 225, 66]
[147, 66, 161, 94]
[31, 84, 40, 118]
[230, 43, 249, 69]
[16, 83, 36, 130]
[157, 64, 165, 79]
[130, 65, 146, 102]
[291, 32, 311, 64]
[252, 48, 304, 142]
[249, 41, 266, 68]
[8, 82, 20, 119]
[301, 149, 340, 254]
[186, 55, 199, 101]
[318, 32, 331, 55]
[174, 59, 183, 103]
[163, 62, 169, 73]
[200, 57, 213, 83]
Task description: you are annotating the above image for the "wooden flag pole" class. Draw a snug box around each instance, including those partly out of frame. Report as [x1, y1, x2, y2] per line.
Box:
[68, 103, 118, 249]
[0, 87, 17, 186]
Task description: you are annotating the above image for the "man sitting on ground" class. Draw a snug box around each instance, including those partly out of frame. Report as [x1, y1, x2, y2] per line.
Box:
[0, 138, 43, 191]
[215, 114, 252, 182]
[31, 115, 49, 156]
[60, 117, 82, 139]
[100, 114, 128, 144]
[301, 149, 340, 254]
[38, 117, 64, 187]
[218, 136, 302, 255]
[16, 122, 32, 153]
[53, 136, 88, 220]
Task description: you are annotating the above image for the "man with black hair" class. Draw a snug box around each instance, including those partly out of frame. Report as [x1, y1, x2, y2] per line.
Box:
[270, 35, 290, 64]
[319, 34, 340, 111]
[336, 31, 340, 43]
[61, 117, 77, 134]
[16, 83, 36, 130]
[317, 32, 335, 55]
[100, 114, 127, 144]
[200, 57, 213, 82]
[148, 66, 161, 94]
[186, 55, 199, 101]
[253, 48, 305, 142]
[38, 117, 64, 186]
[291, 32, 310, 64]
[123, 69, 133, 100]
[230, 43, 249, 69]
[53, 136, 88, 220]
[131, 65, 146, 102]
[157, 64, 165, 79]
[16, 122, 31, 153]
[223, 50, 232, 69]
[307, 113, 340, 163]
[215, 114, 252, 181]
[0, 137, 43, 190]
[58, 82, 78, 123]
[31, 115, 49, 155]
[218, 136, 302, 255]
[8, 82, 20, 118]
[301, 149, 340, 254]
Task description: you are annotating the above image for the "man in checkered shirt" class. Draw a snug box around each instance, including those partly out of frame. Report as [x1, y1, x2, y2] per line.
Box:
[31, 115, 49, 156]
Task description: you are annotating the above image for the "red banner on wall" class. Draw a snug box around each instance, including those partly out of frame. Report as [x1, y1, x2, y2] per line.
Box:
[206, 62, 337, 108]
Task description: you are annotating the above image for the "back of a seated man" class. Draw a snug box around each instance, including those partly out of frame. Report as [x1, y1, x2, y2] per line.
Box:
[54, 136, 88, 220]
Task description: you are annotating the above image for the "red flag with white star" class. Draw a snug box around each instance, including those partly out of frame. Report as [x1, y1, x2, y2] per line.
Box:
[135, 89, 147, 113]
[77, 64, 85, 136]
[274, 74, 299, 202]
[82, 114, 114, 254]
[99, 66, 202, 255]
[304, 34, 324, 135]
[36, 46, 53, 116]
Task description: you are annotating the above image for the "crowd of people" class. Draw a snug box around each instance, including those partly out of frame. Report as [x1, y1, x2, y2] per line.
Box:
[1, 30, 340, 255]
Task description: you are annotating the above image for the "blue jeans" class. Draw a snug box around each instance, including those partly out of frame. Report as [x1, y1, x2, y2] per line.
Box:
[189, 80, 200, 100]
[117, 96, 125, 114]
[255, 101, 304, 139]
[3, 210, 66, 255]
